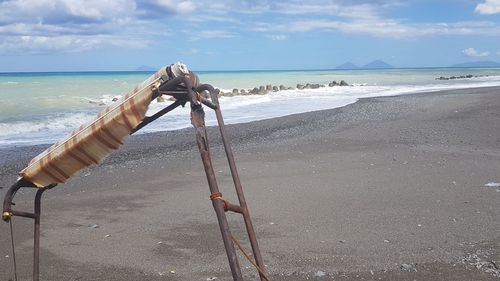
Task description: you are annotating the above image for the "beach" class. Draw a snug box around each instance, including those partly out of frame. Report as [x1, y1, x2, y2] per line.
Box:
[1, 86, 500, 280]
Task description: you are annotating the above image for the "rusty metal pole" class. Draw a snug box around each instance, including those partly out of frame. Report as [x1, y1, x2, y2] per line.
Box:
[210, 90, 268, 280]
[191, 104, 243, 281]
[33, 188, 46, 281]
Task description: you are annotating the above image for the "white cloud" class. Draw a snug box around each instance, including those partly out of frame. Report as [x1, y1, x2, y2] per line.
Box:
[0, 35, 149, 54]
[155, 0, 196, 14]
[267, 34, 288, 40]
[1, 0, 500, 55]
[275, 2, 379, 20]
[0, 0, 136, 23]
[462, 47, 490, 57]
[190, 30, 236, 40]
[251, 19, 500, 39]
[475, 0, 500, 15]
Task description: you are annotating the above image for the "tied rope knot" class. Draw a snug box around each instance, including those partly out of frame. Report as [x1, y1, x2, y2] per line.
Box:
[209, 192, 223, 201]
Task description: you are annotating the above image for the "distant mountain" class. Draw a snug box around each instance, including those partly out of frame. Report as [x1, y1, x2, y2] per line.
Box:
[363, 60, 394, 69]
[336, 62, 359, 70]
[451, 61, 500, 68]
[135, 65, 157, 71]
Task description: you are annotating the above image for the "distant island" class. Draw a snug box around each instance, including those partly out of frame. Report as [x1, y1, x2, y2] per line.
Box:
[336, 60, 394, 70]
[335, 62, 359, 70]
[450, 61, 500, 68]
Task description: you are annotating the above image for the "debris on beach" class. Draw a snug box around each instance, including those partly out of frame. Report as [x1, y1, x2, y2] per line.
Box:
[206, 277, 218, 281]
[485, 182, 500, 187]
[400, 262, 417, 272]
[89, 224, 99, 229]
[460, 249, 500, 277]
[314, 270, 327, 277]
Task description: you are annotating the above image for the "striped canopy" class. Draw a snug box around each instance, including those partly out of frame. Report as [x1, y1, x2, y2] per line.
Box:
[20, 67, 168, 187]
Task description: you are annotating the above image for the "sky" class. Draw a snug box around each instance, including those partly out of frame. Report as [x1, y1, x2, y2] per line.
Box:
[1, 0, 500, 72]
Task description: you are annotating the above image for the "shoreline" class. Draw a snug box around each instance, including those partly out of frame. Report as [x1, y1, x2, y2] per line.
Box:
[2, 84, 500, 153]
[1, 85, 500, 280]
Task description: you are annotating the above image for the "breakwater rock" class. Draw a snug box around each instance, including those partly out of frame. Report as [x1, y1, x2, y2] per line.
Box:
[219, 80, 350, 97]
[436, 74, 489, 80]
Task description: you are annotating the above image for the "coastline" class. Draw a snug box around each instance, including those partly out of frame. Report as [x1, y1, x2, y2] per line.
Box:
[1, 86, 500, 280]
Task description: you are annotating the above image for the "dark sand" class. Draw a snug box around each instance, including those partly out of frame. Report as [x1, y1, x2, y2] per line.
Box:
[1, 86, 500, 280]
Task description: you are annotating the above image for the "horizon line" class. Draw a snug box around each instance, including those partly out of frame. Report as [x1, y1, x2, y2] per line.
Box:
[2, 65, 500, 74]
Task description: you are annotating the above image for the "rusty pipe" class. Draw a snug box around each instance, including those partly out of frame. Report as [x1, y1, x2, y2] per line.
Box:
[211, 89, 268, 280]
[191, 104, 243, 281]
[3, 178, 37, 221]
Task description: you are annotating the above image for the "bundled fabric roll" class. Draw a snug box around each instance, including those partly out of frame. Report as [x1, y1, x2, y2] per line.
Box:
[20, 63, 189, 187]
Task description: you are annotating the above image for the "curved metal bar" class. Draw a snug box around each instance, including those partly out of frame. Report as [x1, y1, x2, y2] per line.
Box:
[194, 84, 218, 110]
[3, 178, 37, 221]
[158, 76, 199, 106]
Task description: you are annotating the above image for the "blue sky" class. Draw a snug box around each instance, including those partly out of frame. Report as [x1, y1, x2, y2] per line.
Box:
[0, 0, 500, 72]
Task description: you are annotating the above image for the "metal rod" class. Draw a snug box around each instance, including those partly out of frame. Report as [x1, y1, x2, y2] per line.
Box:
[222, 200, 244, 214]
[191, 104, 243, 281]
[210, 89, 268, 280]
[3, 179, 37, 221]
[130, 100, 182, 134]
[33, 188, 48, 281]
[9, 219, 18, 281]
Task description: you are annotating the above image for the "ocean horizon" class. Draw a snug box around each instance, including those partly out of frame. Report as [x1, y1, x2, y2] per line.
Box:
[1, 67, 500, 148]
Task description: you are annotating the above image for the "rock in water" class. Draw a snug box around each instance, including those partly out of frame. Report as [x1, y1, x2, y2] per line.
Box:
[297, 84, 305, 90]
[340, 80, 349, 86]
[279, 85, 286, 90]
[272, 86, 279, 92]
[258, 86, 267, 95]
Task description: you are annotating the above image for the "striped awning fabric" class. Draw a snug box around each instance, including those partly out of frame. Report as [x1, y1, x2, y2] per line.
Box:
[20, 67, 168, 187]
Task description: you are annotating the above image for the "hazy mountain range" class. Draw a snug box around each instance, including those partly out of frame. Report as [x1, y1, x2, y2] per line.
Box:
[335, 60, 500, 70]
[135, 60, 500, 72]
[336, 60, 395, 70]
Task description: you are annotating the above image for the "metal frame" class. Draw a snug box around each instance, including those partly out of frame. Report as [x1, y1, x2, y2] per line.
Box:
[2, 75, 268, 281]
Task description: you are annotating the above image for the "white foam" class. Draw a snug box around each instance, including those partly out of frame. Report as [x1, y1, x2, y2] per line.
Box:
[0, 112, 96, 147]
[2, 74, 500, 147]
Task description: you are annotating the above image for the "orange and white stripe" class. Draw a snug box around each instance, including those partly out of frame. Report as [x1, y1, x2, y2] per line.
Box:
[20, 67, 168, 187]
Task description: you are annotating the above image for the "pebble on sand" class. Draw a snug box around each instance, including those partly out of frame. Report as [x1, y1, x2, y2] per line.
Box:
[400, 263, 417, 272]
[315, 270, 327, 277]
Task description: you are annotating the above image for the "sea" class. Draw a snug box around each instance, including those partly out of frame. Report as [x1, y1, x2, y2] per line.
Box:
[1, 67, 500, 148]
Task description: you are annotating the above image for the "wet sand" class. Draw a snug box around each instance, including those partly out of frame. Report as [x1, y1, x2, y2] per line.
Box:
[1, 86, 500, 280]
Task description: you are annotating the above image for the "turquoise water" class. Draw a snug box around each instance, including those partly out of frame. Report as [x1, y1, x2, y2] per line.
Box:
[1, 67, 500, 147]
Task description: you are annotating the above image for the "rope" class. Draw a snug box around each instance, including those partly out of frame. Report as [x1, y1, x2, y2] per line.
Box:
[209, 192, 223, 201]
[9, 219, 18, 281]
[230, 234, 270, 281]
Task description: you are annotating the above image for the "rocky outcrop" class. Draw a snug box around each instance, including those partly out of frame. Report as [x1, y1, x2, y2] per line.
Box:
[218, 80, 351, 97]
[436, 74, 488, 80]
